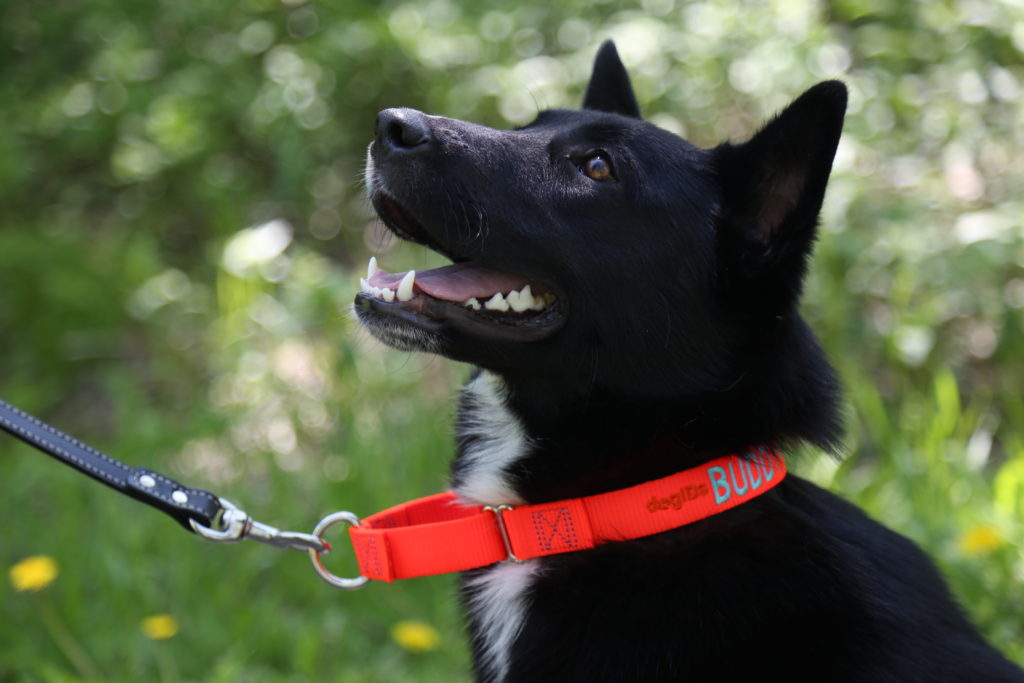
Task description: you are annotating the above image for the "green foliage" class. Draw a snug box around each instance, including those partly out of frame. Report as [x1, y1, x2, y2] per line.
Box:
[1, 0, 1022, 679]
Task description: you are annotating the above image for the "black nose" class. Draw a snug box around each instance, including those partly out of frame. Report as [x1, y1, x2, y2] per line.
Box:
[375, 108, 432, 152]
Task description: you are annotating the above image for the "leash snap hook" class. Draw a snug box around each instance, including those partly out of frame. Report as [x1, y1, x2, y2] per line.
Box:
[189, 497, 249, 542]
[189, 497, 330, 554]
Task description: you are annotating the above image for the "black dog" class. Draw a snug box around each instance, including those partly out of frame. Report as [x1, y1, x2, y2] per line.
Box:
[355, 41, 1022, 682]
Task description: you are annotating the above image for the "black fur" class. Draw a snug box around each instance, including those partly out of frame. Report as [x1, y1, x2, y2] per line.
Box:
[357, 42, 1022, 682]
[583, 41, 642, 119]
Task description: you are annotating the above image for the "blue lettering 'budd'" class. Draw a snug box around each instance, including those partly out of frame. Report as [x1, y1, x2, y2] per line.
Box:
[708, 454, 776, 505]
[708, 466, 730, 504]
[747, 454, 764, 489]
[728, 459, 749, 496]
[754, 446, 777, 482]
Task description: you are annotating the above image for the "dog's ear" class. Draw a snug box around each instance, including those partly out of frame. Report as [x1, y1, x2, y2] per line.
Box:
[715, 81, 847, 307]
[583, 41, 642, 118]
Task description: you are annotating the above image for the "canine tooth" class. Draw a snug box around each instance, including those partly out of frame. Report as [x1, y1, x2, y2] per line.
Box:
[464, 297, 481, 311]
[484, 292, 509, 312]
[397, 270, 415, 302]
[367, 256, 378, 279]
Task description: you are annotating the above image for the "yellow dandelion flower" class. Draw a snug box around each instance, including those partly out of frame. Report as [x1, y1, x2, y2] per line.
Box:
[391, 620, 440, 653]
[141, 614, 179, 640]
[959, 525, 1004, 556]
[9, 556, 59, 592]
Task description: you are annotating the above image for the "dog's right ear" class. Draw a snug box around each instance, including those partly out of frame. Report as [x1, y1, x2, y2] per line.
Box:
[583, 41, 642, 118]
[714, 81, 847, 310]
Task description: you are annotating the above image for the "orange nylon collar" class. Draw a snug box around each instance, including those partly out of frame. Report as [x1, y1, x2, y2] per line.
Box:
[348, 446, 785, 582]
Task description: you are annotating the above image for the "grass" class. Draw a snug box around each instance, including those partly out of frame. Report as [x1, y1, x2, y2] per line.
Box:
[2, 244, 475, 681]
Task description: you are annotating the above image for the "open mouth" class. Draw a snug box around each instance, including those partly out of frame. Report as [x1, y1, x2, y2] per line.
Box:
[360, 259, 555, 313]
[356, 193, 563, 339]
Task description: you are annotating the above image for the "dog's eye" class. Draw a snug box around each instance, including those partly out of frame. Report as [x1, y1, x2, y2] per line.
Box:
[581, 153, 615, 182]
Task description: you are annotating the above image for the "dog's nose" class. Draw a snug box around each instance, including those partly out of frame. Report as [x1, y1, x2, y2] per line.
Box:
[375, 108, 432, 153]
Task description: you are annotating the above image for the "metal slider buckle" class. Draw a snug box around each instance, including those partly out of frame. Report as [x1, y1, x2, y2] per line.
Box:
[484, 504, 521, 563]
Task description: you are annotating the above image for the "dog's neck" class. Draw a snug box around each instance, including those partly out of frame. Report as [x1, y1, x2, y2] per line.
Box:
[451, 319, 841, 506]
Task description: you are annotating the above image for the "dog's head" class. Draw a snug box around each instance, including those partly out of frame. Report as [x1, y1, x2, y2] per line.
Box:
[356, 42, 846, 413]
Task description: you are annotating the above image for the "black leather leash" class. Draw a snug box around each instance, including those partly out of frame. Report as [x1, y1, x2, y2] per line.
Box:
[0, 397, 348, 573]
[0, 397, 222, 530]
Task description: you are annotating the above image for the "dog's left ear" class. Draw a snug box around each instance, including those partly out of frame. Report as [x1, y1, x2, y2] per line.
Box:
[583, 41, 642, 118]
[715, 81, 847, 305]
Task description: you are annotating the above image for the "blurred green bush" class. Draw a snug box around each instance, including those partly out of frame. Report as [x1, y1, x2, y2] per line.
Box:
[1, 0, 1021, 679]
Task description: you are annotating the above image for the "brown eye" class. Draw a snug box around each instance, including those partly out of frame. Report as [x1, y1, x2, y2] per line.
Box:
[582, 154, 615, 182]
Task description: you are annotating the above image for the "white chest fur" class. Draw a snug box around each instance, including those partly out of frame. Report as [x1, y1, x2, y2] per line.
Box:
[454, 372, 536, 682]
[454, 371, 529, 506]
[465, 561, 540, 682]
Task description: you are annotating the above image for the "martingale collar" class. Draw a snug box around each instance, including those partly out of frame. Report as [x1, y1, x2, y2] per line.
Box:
[347, 446, 786, 582]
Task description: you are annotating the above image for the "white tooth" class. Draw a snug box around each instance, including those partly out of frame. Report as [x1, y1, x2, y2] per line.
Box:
[484, 292, 509, 312]
[464, 297, 481, 311]
[371, 286, 382, 298]
[367, 256, 378, 279]
[397, 270, 416, 302]
[520, 286, 541, 312]
[383, 288, 395, 302]
[360, 278, 369, 292]
[508, 288, 531, 313]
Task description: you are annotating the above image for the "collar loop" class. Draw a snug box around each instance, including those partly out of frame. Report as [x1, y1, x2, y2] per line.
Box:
[343, 446, 785, 583]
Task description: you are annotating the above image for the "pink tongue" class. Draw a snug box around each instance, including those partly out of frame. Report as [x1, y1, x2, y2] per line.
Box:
[369, 262, 538, 302]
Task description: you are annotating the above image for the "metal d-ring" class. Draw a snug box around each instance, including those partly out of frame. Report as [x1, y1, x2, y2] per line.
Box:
[308, 511, 369, 590]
